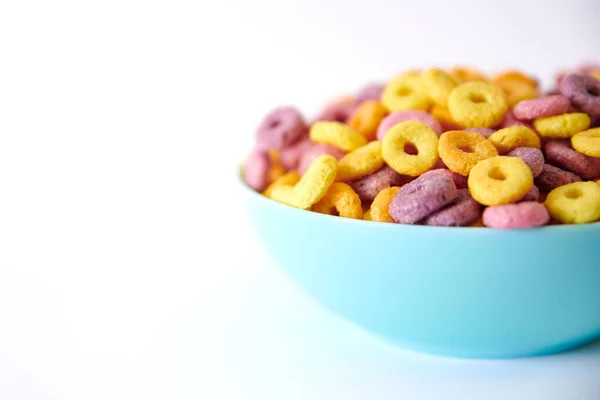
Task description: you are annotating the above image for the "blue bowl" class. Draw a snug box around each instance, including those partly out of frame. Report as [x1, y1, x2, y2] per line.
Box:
[241, 176, 600, 359]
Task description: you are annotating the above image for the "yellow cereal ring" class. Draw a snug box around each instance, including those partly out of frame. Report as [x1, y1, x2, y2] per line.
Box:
[545, 181, 600, 224]
[571, 128, 600, 157]
[310, 121, 367, 151]
[468, 156, 533, 206]
[430, 104, 463, 130]
[347, 100, 389, 141]
[533, 113, 591, 139]
[448, 82, 508, 128]
[336, 141, 384, 181]
[292, 155, 338, 209]
[263, 171, 301, 198]
[268, 185, 296, 206]
[450, 67, 488, 83]
[421, 68, 460, 107]
[312, 182, 363, 219]
[370, 186, 401, 222]
[439, 130, 498, 176]
[488, 126, 541, 154]
[363, 209, 372, 220]
[382, 120, 439, 176]
[381, 74, 432, 112]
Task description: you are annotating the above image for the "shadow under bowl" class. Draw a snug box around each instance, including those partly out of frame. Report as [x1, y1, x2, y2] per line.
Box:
[240, 175, 600, 359]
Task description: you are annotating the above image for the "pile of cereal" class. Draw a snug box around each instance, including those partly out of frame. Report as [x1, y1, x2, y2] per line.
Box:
[243, 64, 600, 228]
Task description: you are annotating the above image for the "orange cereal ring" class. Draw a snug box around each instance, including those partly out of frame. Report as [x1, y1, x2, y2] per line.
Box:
[496, 80, 538, 106]
[382, 120, 439, 176]
[491, 70, 539, 89]
[312, 182, 363, 219]
[450, 67, 488, 83]
[310, 121, 367, 151]
[468, 156, 533, 206]
[336, 141, 384, 181]
[381, 74, 432, 112]
[533, 113, 591, 139]
[421, 68, 460, 107]
[266, 150, 285, 182]
[430, 104, 463, 130]
[292, 155, 338, 209]
[438, 130, 498, 176]
[448, 82, 508, 128]
[263, 171, 301, 199]
[347, 100, 389, 141]
[370, 186, 401, 222]
[488, 126, 541, 154]
[590, 70, 600, 81]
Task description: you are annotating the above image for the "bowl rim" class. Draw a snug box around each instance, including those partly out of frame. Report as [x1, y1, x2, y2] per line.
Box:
[237, 166, 600, 233]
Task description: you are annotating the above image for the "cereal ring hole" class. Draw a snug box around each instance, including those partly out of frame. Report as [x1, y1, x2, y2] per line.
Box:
[404, 143, 419, 155]
[488, 166, 506, 181]
[469, 93, 486, 104]
[396, 86, 412, 97]
[587, 86, 599, 97]
[458, 145, 474, 153]
[565, 188, 582, 199]
[268, 120, 281, 129]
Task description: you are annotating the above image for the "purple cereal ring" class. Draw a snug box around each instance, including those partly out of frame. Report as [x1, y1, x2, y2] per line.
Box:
[464, 127, 496, 138]
[424, 189, 482, 226]
[279, 137, 312, 170]
[243, 150, 271, 191]
[314, 102, 356, 123]
[350, 166, 411, 202]
[483, 202, 550, 229]
[389, 170, 458, 224]
[559, 74, 600, 117]
[298, 143, 345, 174]
[544, 140, 600, 180]
[534, 163, 582, 192]
[506, 147, 545, 177]
[519, 184, 540, 202]
[421, 168, 467, 189]
[376, 110, 443, 140]
[356, 82, 385, 103]
[255, 107, 308, 151]
[512, 95, 571, 120]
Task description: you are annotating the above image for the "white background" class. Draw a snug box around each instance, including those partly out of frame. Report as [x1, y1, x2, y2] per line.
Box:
[0, 0, 599, 399]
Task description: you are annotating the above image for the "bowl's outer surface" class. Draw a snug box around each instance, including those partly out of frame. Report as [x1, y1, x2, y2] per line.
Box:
[241, 178, 600, 359]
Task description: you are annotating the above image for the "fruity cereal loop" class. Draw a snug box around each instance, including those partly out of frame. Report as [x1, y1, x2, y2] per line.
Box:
[244, 63, 600, 228]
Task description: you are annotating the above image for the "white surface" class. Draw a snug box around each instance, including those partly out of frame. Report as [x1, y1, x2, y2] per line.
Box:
[0, 0, 599, 399]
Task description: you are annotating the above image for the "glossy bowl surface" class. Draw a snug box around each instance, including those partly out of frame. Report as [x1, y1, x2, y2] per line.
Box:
[241, 175, 600, 358]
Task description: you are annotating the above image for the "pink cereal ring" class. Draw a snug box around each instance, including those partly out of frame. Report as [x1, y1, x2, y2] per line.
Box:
[512, 95, 571, 120]
[298, 143, 345, 174]
[255, 107, 308, 151]
[279, 137, 311, 170]
[376, 110, 443, 140]
[544, 140, 600, 180]
[506, 147, 545, 177]
[534, 163, 582, 192]
[483, 202, 550, 229]
[350, 165, 411, 202]
[389, 170, 458, 224]
[356, 82, 385, 103]
[314, 102, 356, 123]
[464, 127, 496, 138]
[498, 109, 533, 129]
[243, 150, 271, 191]
[424, 189, 482, 226]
